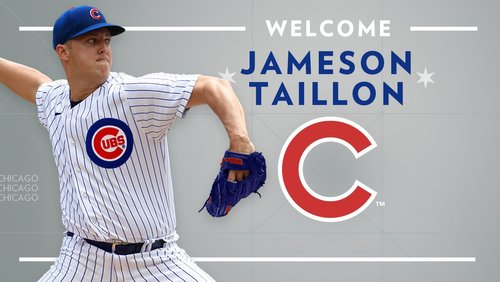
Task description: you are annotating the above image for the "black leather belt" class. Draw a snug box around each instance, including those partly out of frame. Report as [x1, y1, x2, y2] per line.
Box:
[66, 232, 166, 255]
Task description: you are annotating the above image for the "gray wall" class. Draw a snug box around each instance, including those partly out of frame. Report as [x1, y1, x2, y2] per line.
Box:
[0, 0, 497, 281]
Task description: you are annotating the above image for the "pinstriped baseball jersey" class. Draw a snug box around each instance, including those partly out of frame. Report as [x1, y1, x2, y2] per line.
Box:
[36, 72, 199, 243]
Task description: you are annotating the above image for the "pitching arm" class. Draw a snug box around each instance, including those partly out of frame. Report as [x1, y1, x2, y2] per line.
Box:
[0, 57, 52, 104]
[187, 75, 255, 181]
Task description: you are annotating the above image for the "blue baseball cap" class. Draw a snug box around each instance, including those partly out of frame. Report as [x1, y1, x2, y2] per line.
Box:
[53, 5, 125, 49]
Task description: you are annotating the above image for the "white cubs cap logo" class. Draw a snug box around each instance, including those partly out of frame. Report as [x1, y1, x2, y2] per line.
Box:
[86, 118, 134, 168]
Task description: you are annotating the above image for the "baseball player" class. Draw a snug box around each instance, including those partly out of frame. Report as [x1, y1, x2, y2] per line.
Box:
[0, 5, 257, 281]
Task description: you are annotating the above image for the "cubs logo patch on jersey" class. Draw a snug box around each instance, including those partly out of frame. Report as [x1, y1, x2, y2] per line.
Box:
[86, 118, 134, 168]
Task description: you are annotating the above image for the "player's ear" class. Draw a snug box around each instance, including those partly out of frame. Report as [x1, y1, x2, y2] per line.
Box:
[55, 43, 70, 61]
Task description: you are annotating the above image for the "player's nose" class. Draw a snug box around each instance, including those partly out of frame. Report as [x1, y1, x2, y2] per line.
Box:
[98, 42, 109, 54]
[96, 39, 110, 55]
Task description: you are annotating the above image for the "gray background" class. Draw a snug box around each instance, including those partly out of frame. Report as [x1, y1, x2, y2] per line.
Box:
[0, 0, 498, 281]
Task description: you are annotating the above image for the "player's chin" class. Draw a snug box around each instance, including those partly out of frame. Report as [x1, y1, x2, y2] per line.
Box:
[95, 64, 111, 78]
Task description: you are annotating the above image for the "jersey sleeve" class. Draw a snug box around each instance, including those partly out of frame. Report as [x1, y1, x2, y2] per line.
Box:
[35, 80, 64, 129]
[122, 73, 199, 139]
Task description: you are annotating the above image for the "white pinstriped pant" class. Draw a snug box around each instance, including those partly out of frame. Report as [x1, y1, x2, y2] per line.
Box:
[38, 234, 215, 282]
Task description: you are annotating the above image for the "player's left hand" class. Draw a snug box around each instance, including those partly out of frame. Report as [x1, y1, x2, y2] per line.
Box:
[227, 137, 255, 182]
[199, 149, 267, 217]
[228, 169, 249, 182]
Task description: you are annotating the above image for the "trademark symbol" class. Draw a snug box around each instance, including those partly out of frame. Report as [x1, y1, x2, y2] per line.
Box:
[375, 201, 386, 207]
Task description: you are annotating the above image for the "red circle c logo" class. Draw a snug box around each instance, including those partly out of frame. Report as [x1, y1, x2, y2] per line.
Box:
[278, 117, 377, 222]
[92, 126, 126, 161]
[90, 8, 102, 20]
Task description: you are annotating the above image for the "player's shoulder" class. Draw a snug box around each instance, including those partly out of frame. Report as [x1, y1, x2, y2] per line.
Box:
[107, 72, 171, 85]
[109, 72, 199, 94]
[38, 79, 68, 92]
[105, 72, 132, 86]
[117, 72, 196, 83]
[36, 79, 69, 101]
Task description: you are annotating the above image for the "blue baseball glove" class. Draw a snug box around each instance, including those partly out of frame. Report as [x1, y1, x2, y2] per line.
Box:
[199, 151, 266, 217]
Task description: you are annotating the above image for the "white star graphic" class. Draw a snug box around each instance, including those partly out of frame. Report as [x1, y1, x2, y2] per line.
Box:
[218, 67, 236, 83]
[416, 67, 435, 88]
